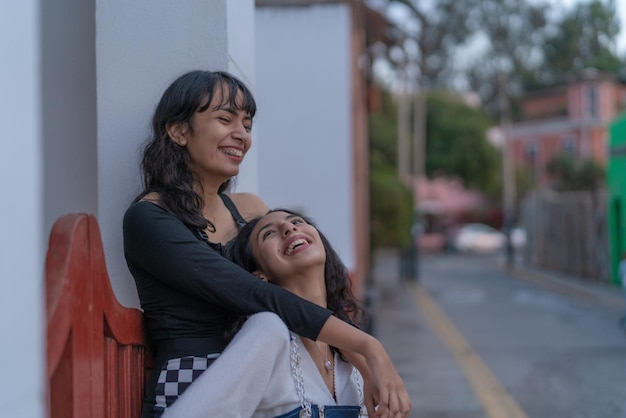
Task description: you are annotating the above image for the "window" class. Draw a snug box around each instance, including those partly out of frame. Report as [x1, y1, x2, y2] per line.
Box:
[586, 84, 598, 118]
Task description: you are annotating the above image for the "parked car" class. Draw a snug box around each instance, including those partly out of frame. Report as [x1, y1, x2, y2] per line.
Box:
[453, 223, 506, 253]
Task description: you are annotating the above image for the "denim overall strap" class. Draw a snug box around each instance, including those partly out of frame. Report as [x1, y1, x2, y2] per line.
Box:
[275, 404, 361, 418]
[289, 334, 313, 417]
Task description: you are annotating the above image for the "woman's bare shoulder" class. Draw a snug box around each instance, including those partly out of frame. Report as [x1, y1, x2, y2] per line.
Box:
[229, 192, 269, 220]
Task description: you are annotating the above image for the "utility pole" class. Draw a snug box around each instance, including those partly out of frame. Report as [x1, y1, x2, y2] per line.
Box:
[397, 89, 411, 180]
[412, 91, 426, 183]
[406, 90, 426, 281]
[499, 71, 516, 268]
[397, 69, 421, 281]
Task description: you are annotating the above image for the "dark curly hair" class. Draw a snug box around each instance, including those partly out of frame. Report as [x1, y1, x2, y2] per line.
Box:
[226, 208, 364, 341]
[134, 70, 256, 230]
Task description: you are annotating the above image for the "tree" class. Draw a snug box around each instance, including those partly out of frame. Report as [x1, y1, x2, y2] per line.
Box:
[369, 89, 414, 249]
[371, 0, 551, 115]
[546, 154, 605, 191]
[464, 0, 551, 116]
[369, 90, 399, 169]
[425, 90, 501, 199]
[537, 0, 622, 86]
[370, 167, 414, 249]
[372, 0, 482, 87]
[371, 0, 625, 120]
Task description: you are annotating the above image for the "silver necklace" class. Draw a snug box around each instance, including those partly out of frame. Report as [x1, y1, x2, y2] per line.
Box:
[323, 345, 333, 371]
[314, 342, 333, 371]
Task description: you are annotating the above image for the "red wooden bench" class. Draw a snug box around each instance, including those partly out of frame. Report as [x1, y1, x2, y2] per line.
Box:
[45, 213, 151, 418]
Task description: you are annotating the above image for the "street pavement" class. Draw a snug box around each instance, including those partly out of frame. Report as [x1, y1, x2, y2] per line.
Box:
[369, 249, 626, 418]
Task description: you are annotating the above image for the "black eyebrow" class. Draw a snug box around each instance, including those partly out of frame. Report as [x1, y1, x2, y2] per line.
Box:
[212, 106, 237, 115]
[213, 105, 252, 119]
[255, 214, 300, 240]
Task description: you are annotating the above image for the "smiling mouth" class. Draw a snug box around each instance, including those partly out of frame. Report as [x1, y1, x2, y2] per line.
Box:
[220, 148, 243, 158]
[285, 238, 309, 255]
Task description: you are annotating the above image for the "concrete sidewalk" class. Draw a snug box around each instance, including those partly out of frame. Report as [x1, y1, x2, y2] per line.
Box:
[369, 250, 484, 418]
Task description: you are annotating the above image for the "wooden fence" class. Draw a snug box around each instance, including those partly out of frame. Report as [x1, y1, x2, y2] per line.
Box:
[520, 188, 610, 282]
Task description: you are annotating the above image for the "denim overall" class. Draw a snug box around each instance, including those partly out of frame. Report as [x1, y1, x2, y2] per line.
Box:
[276, 404, 362, 418]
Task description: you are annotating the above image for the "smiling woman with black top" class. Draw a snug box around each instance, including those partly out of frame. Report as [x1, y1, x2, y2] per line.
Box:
[123, 70, 410, 418]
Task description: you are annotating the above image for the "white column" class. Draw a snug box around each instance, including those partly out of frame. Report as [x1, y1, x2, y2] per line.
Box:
[227, 0, 259, 193]
[0, 2, 45, 417]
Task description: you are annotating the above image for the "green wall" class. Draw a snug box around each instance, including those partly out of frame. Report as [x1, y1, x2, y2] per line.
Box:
[608, 116, 626, 285]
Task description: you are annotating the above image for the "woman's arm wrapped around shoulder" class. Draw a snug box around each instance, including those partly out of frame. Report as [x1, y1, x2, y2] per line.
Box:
[123, 201, 331, 339]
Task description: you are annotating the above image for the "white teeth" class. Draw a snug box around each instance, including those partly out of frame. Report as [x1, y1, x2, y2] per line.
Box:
[221, 148, 243, 157]
[286, 238, 307, 255]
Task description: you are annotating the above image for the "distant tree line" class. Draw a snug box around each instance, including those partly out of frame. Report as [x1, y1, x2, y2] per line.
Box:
[369, 89, 501, 248]
[366, 0, 621, 249]
[368, 0, 623, 118]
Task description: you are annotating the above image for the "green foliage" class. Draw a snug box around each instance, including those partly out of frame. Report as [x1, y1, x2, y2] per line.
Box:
[515, 166, 536, 202]
[546, 154, 605, 190]
[369, 92, 398, 168]
[368, 89, 413, 249]
[370, 167, 414, 249]
[376, 0, 625, 120]
[464, 0, 551, 114]
[425, 90, 502, 199]
[538, 0, 622, 85]
[385, 0, 482, 87]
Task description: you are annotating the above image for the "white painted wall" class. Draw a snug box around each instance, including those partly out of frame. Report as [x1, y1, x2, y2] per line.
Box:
[97, 0, 259, 307]
[0, 2, 257, 416]
[1, 2, 45, 418]
[42, 0, 98, 233]
[255, 4, 355, 269]
[227, 0, 260, 194]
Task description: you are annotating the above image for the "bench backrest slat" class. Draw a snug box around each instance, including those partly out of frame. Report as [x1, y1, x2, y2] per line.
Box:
[46, 214, 149, 418]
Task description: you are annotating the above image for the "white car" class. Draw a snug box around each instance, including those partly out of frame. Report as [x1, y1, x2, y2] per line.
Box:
[510, 227, 527, 249]
[453, 223, 506, 253]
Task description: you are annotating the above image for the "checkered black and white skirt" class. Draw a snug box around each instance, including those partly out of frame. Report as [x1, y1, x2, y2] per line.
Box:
[153, 354, 221, 416]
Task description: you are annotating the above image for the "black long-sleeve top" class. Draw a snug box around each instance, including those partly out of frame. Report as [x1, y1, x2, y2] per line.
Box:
[123, 201, 332, 354]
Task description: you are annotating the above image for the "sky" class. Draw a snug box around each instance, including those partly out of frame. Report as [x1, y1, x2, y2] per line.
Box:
[613, 1, 624, 52]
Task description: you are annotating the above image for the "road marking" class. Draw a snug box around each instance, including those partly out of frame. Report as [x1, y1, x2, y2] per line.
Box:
[411, 284, 530, 418]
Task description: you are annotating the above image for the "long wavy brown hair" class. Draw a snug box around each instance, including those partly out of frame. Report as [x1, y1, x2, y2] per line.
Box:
[227, 209, 365, 333]
[134, 70, 256, 232]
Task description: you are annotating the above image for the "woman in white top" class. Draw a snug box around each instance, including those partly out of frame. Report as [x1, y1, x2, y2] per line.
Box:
[162, 209, 379, 417]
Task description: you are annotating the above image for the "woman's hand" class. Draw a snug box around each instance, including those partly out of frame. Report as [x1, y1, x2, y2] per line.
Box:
[340, 351, 378, 416]
[320, 317, 411, 417]
[361, 338, 411, 417]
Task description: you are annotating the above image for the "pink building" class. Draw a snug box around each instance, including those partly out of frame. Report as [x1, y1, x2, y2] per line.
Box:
[507, 71, 626, 185]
